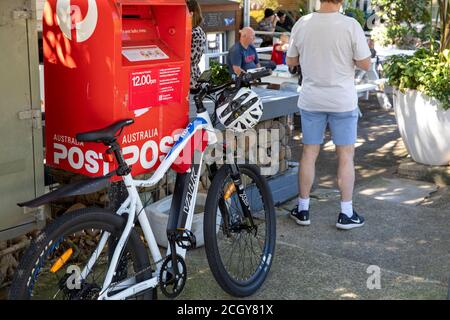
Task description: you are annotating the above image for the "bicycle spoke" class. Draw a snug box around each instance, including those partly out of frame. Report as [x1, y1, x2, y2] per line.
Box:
[214, 171, 269, 282]
[21, 225, 141, 300]
[204, 165, 275, 297]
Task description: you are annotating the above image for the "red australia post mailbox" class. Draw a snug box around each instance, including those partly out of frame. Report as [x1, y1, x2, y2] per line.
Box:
[43, 0, 192, 176]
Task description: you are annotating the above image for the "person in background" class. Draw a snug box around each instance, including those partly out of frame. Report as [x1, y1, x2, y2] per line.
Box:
[367, 37, 377, 58]
[275, 11, 294, 32]
[271, 33, 290, 65]
[227, 27, 261, 76]
[187, 0, 206, 89]
[287, 0, 372, 230]
[257, 8, 279, 47]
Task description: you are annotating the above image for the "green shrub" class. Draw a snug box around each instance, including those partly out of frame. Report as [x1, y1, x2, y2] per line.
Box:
[384, 48, 450, 109]
[371, 0, 432, 48]
[209, 61, 231, 86]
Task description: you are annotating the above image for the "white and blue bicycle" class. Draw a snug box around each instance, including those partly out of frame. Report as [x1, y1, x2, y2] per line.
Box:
[9, 68, 276, 300]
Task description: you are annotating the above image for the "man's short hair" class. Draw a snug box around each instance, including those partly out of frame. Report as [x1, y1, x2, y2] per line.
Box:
[264, 8, 275, 18]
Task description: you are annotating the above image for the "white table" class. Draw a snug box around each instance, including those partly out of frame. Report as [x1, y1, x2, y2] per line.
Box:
[264, 64, 382, 107]
[375, 48, 416, 61]
[263, 65, 299, 85]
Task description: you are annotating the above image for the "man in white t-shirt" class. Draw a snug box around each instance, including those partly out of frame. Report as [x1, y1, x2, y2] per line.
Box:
[286, 0, 372, 230]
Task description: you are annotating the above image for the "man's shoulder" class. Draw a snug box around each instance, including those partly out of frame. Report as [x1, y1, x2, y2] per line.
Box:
[337, 13, 361, 28]
[291, 13, 312, 32]
[229, 43, 242, 53]
[298, 13, 314, 23]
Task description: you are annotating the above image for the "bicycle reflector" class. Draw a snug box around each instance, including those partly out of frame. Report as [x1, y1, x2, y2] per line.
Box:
[224, 183, 236, 200]
[104, 149, 115, 163]
[50, 248, 74, 273]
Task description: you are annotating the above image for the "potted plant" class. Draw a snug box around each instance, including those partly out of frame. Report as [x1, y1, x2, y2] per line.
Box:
[383, 0, 450, 165]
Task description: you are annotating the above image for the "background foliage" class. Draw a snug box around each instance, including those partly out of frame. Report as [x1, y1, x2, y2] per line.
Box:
[371, 0, 432, 48]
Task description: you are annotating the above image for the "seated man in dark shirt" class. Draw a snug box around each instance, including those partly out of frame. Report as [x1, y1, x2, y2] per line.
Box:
[227, 27, 261, 76]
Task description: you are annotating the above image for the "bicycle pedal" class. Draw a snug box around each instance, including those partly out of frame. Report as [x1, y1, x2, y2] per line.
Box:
[175, 229, 196, 250]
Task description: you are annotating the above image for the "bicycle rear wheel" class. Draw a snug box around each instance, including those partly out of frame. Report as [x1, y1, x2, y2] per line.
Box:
[9, 208, 154, 300]
[204, 164, 276, 297]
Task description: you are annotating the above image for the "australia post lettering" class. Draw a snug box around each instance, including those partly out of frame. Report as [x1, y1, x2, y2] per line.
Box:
[52, 130, 182, 176]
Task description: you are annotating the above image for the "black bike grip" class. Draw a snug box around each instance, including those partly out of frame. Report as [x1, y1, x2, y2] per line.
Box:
[249, 68, 272, 80]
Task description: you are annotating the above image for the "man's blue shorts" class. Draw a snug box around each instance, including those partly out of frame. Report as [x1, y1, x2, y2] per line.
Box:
[299, 108, 359, 146]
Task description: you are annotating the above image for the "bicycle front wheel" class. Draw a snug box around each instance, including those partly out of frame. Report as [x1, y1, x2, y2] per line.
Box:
[9, 208, 154, 300]
[204, 164, 276, 297]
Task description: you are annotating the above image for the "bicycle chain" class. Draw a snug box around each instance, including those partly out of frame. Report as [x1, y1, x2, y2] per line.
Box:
[102, 190, 163, 297]
[105, 256, 165, 297]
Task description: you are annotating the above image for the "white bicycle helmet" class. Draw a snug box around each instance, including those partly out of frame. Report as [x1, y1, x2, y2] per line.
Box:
[216, 87, 263, 132]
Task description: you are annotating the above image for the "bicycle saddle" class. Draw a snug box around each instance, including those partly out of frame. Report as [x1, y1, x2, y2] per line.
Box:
[76, 119, 134, 144]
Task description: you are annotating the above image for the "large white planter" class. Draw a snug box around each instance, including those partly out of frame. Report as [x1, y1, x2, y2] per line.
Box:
[393, 89, 450, 166]
[145, 193, 208, 248]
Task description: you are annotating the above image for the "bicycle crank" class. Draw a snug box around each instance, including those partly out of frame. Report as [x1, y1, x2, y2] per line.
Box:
[159, 254, 187, 299]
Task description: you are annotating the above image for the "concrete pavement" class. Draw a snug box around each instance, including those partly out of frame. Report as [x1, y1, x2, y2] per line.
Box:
[180, 191, 449, 300]
[178, 95, 450, 300]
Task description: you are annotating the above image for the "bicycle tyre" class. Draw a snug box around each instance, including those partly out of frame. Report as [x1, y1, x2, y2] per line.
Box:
[204, 164, 276, 297]
[9, 208, 155, 300]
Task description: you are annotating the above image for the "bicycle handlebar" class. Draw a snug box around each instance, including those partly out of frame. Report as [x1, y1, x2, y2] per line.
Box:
[242, 68, 273, 83]
[192, 67, 272, 113]
[196, 67, 272, 94]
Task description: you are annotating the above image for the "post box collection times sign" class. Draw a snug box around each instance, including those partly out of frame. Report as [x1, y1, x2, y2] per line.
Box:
[128, 66, 183, 111]
[43, 0, 192, 177]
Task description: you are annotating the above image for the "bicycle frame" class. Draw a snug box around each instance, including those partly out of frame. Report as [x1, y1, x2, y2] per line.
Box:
[82, 110, 217, 300]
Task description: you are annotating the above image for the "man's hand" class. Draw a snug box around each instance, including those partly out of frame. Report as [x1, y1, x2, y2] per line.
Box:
[287, 56, 299, 67]
[233, 65, 244, 76]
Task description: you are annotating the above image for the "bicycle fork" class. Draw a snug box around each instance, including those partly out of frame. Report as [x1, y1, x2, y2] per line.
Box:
[214, 163, 257, 237]
[229, 164, 257, 231]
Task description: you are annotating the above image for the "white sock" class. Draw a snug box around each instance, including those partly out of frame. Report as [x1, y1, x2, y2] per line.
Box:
[298, 198, 310, 212]
[341, 201, 353, 218]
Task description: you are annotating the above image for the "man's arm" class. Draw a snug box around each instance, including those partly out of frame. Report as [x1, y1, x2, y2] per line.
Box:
[286, 29, 299, 67]
[354, 57, 371, 71]
[287, 56, 299, 67]
[233, 65, 244, 76]
[352, 22, 373, 72]
[229, 45, 244, 76]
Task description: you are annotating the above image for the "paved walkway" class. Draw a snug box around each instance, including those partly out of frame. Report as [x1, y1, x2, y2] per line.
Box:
[178, 94, 450, 300]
